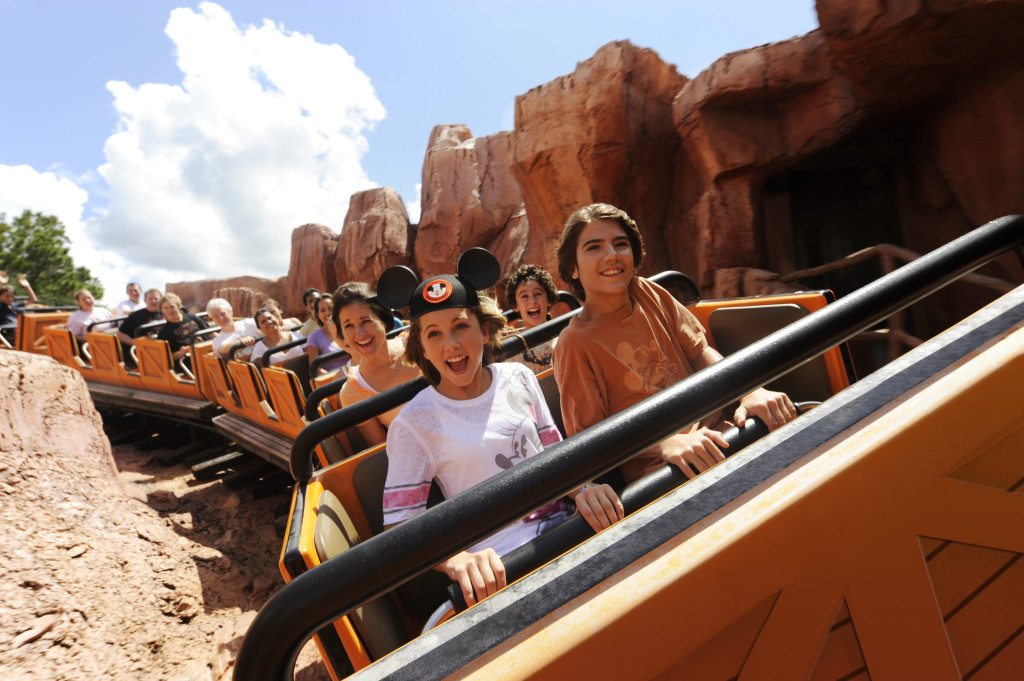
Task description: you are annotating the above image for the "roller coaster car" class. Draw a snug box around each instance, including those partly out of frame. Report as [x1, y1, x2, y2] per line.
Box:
[236, 216, 1024, 681]
[277, 284, 855, 679]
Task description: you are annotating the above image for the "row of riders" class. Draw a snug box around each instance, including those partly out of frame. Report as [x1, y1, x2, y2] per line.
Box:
[16, 203, 799, 612]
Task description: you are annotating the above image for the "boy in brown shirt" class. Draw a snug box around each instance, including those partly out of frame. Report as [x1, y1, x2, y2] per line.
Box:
[553, 203, 797, 483]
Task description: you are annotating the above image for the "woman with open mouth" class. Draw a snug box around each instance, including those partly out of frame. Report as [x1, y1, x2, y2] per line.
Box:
[378, 249, 624, 609]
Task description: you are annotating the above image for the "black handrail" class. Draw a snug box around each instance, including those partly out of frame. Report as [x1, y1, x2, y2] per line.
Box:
[228, 335, 262, 360]
[260, 334, 308, 367]
[88, 315, 126, 330]
[445, 399, 818, 613]
[135, 319, 165, 337]
[446, 415, 772, 613]
[234, 216, 1024, 681]
[288, 271, 696, 476]
[303, 376, 348, 421]
[191, 326, 221, 341]
[19, 306, 78, 313]
[310, 348, 350, 375]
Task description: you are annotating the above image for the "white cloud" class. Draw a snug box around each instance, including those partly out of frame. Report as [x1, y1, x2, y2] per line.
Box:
[406, 183, 422, 225]
[0, 163, 252, 306]
[90, 2, 385, 281]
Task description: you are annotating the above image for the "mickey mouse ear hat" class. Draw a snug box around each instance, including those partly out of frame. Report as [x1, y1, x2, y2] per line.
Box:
[377, 247, 501, 320]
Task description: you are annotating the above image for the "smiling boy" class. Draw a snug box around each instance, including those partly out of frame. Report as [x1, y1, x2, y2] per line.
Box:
[552, 203, 797, 483]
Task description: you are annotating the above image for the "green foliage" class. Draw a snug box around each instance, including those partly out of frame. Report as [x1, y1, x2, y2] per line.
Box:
[0, 210, 103, 306]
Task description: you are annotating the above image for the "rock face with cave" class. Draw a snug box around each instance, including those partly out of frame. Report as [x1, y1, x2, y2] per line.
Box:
[173, 0, 1024, 332]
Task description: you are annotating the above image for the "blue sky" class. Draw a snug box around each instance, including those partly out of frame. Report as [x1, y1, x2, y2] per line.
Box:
[0, 0, 817, 302]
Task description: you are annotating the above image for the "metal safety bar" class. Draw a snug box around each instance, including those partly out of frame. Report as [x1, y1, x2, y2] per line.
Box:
[289, 271, 697, 477]
[235, 216, 1024, 681]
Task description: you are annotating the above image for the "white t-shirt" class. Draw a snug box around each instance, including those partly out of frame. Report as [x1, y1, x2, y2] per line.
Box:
[212, 318, 259, 356]
[251, 333, 306, 365]
[67, 308, 113, 338]
[384, 362, 562, 556]
[115, 299, 146, 317]
[509, 336, 557, 374]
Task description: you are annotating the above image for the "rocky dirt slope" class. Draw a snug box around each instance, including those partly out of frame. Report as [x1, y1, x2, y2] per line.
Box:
[0, 351, 326, 680]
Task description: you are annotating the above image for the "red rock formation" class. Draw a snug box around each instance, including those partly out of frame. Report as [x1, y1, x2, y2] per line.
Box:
[169, 0, 1024, 326]
[817, 0, 1024, 114]
[511, 40, 688, 281]
[415, 126, 529, 280]
[212, 286, 267, 318]
[931, 70, 1024, 230]
[285, 222, 339, 314]
[672, 30, 863, 283]
[168, 275, 286, 315]
[336, 187, 413, 286]
[0, 352, 203, 678]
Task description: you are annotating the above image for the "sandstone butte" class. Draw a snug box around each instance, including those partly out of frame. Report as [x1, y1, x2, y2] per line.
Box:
[168, 0, 1024, 336]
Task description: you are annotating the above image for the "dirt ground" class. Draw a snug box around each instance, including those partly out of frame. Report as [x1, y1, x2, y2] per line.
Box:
[0, 349, 330, 681]
[114, 440, 331, 681]
[1, 434, 330, 681]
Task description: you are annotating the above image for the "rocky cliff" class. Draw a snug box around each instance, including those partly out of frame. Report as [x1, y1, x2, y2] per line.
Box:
[173, 0, 1024, 317]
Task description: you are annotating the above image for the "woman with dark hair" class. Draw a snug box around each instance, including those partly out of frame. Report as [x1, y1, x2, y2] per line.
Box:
[298, 288, 322, 337]
[334, 282, 420, 447]
[250, 307, 304, 366]
[305, 293, 348, 374]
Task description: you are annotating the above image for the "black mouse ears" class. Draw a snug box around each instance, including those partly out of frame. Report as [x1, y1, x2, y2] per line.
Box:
[457, 247, 501, 290]
[376, 266, 419, 311]
[376, 247, 501, 317]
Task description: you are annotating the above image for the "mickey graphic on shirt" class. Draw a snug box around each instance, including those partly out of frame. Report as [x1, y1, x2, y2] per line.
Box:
[617, 339, 681, 395]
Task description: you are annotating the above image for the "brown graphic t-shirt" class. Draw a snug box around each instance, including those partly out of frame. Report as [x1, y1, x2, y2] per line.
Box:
[553, 277, 723, 481]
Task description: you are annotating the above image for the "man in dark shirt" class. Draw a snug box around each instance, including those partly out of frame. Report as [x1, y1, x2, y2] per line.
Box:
[117, 288, 163, 364]
[0, 273, 38, 344]
[156, 292, 208, 371]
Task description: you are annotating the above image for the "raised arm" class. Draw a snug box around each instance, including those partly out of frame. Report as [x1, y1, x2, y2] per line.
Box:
[16, 275, 37, 305]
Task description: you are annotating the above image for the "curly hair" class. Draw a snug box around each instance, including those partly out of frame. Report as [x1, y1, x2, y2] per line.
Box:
[404, 295, 506, 388]
[556, 203, 645, 301]
[504, 264, 558, 310]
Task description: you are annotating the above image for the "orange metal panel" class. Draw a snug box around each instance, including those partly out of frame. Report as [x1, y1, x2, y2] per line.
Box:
[689, 291, 852, 396]
[226, 360, 276, 429]
[262, 366, 308, 439]
[943, 555, 1024, 676]
[42, 326, 91, 376]
[18, 311, 70, 354]
[452, 322, 1024, 681]
[808, 602, 869, 681]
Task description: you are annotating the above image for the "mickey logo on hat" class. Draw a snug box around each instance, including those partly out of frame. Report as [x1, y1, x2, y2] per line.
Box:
[377, 247, 501, 320]
[423, 279, 451, 304]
